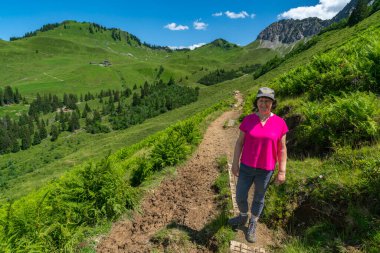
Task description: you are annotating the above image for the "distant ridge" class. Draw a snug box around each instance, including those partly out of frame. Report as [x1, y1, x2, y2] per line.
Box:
[256, 0, 371, 47]
[9, 20, 174, 51]
[205, 38, 239, 50]
[256, 17, 330, 44]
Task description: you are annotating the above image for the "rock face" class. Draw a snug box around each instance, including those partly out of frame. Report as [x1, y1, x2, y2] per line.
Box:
[256, 17, 331, 44]
[256, 0, 371, 46]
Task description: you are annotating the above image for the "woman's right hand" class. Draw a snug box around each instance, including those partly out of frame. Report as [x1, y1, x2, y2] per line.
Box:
[232, 163, 240, 177]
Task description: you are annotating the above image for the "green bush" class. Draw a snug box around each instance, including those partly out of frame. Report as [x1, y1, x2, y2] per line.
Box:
[151, 131, 190, 171]
[0, 100, 228, 251]
[170, 120, 201, 146]
[263, 146, 380, 251]
[130, 158, 154, 187]
[294, 92, 379, 154]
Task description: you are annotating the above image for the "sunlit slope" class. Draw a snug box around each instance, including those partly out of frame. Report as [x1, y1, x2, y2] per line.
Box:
[0, 21, 279, 98]
[5, 11, 380, 201]
[255, 11, 380, 85]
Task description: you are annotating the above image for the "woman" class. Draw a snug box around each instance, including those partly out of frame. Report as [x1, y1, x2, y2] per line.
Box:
[228, 87, 288, 243]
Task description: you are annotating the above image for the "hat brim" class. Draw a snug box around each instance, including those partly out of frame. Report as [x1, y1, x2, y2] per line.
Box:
[256, 94, 275, 101]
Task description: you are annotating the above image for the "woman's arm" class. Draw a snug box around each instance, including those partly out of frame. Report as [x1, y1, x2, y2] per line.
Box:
[275, 134, 287, 185]
[232, 131, 245, 177]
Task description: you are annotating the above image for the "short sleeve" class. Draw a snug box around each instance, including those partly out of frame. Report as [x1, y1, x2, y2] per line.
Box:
[281, 120, 289, 137]
[239, 115, 249, 133]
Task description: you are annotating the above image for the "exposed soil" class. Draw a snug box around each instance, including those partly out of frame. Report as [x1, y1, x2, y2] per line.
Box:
[97, 92, 276, 252]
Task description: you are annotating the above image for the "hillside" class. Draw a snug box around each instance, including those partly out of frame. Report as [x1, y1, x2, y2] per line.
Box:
[0, 21, 276, 99]
[242, 10, 380, 253]
[0, 20, 278, 201]
[0, 9, 380, 252]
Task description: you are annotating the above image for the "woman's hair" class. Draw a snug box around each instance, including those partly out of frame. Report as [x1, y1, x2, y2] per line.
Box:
[252, 97, 277, 112]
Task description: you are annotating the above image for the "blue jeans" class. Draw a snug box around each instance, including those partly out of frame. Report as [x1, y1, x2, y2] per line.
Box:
[236, 163, 274, 217]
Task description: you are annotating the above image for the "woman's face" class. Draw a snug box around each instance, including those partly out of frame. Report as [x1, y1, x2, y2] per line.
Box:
[257, 97, 273, 114]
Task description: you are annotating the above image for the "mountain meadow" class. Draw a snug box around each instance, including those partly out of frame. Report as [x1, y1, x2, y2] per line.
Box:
[0, 3, 380, 252]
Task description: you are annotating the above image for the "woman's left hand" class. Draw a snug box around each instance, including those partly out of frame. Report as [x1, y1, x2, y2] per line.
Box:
[275, 171, 286, 185]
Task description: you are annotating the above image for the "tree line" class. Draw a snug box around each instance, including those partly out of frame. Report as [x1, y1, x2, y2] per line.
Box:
[0, 78, 198, 154]
[198, 64, 261, 85]
[27, 88, 132, 117]
[10, 23, 60, 41]
[0, 86, 22, 106]
[109, 78, 199, 130]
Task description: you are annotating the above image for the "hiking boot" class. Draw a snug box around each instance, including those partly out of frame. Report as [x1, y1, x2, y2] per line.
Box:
[246, 219, 257, 243]
[228, 214, 248, 228]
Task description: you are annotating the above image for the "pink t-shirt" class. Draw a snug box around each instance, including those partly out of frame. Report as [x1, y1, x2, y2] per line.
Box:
[239, 113, 288, 171]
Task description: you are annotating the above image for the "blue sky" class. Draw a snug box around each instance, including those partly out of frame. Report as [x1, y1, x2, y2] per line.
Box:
[0, 0, 350, 48]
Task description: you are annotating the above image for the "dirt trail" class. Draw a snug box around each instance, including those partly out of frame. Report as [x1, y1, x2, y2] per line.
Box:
[97, 92, 275, 252]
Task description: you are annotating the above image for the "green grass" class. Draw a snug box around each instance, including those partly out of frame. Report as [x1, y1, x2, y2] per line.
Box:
[257, 12, 380, 252]
[3, 10, 380, 201]
[0, 21, 276, 100]
[1, 11, 380, 251]
[0, 78, 250, 200]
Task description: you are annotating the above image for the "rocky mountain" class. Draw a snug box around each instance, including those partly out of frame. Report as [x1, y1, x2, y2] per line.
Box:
[256, 18, 330, 44]
[256, 0, 369, 46]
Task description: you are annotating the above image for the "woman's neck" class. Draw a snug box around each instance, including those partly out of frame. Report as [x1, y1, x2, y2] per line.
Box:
[257, 112, 272, 121]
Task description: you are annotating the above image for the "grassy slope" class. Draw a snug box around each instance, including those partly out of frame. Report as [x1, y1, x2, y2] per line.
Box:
[0, 71, 257, 200]
[3, 12, 378, 203]
[0, 22, 274, 97]
[246, 12, 380, 252]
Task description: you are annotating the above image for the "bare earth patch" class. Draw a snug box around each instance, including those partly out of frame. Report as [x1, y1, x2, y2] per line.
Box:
[97, 93, 277, 252]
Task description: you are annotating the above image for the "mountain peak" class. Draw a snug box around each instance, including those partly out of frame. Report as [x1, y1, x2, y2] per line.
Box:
[209, 38, 238, 49]
[257, 17, 330, 44]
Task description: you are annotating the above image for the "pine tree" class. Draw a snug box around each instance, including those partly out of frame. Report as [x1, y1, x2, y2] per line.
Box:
[14, 88, 21, 103]
[63, 93, 69, 107]
[93, 110, 101, 122]
[60, 121, 67, 132]
[0, 89, 4, 106]
[50, 125, 59, 141]
[21, 125, 31, 150]
[11, 137, 20, 153]
[52, 95, 60, 111]
[39, 120, 48, 139]
[167, 77, 175, 86]
[68, 111, 80, 132]
[117, 101, 123, 113]
[4, 86, 14, 104]
[32, 131, 41, 145]
[113, 90, 120, 102]
[0, 128, 12, 154]
[132, 92, 140, 106]
[124, 87, 132, 97]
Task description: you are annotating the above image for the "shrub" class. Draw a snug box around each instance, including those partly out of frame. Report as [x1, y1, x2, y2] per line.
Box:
[130, 158, 154, 187]
[170, 120, 201, 146]
[151, 131, 190, 171]
[293, 92, 379, 155]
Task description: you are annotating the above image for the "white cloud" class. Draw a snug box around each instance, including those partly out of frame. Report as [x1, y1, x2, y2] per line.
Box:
[193, 19, 208, 30]
[214, 11, 255, 19]
[278, 0, 350, 20]
[164, 23, 189, 31]
[225, 11, 250, 19]
[169, 43, 206, 50]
